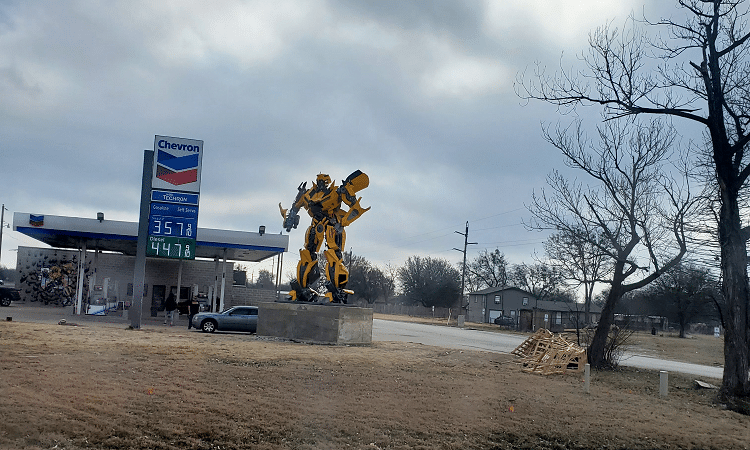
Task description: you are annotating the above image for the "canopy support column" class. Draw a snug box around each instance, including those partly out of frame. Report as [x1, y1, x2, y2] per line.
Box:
[75, 240, 86, 315]
[176, 259, 183, 308]
[219, 248, 227, 312]
[213, 257, 220, 312]
[275, 252, 283, 300]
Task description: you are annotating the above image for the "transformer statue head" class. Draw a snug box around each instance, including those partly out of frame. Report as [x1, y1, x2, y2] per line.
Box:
[316, 173, 332, 189]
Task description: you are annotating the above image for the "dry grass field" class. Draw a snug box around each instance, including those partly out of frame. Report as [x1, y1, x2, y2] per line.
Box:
[1, 318, 748, 450]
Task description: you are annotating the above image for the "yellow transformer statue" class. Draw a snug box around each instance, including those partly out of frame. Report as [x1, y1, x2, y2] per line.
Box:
[279, 170, 370, 303]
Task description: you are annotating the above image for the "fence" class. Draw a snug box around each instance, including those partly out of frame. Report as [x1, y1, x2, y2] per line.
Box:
[225, 286, 279, 308]
[371, 303, 453, 319]
[225, 292, 455, 320]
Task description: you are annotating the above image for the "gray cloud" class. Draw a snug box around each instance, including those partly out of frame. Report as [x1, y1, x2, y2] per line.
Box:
[0, 0, 672, 281]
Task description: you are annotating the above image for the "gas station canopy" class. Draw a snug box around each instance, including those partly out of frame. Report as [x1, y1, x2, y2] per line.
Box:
[13, 212, 288, 262]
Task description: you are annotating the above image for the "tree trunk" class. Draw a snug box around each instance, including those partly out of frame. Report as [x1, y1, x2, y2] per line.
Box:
[588, 282, 622, 368]
[719, 204, 750, 405]
[716, 165, 750, 409]
[677, 302, 686, 339]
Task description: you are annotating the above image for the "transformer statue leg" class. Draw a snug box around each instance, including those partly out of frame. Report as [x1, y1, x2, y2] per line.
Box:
[322, 225, 352, 303]
[290, 249, 320, 301]
[289, 219, 325, 301]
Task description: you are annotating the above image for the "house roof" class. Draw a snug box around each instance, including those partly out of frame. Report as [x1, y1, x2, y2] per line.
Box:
[13, 212, 288, 263]
[470, 286, 603, 314]
[469, 286, 536, 298]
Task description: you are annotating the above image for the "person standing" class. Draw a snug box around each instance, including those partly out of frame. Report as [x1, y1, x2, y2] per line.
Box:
[187, 299, 199, 329]
[165, 290, 177, 326]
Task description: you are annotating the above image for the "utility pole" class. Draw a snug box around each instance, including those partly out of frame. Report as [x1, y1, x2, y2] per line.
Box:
[453, 221, 477, 315]
[0, 204, 7, 267]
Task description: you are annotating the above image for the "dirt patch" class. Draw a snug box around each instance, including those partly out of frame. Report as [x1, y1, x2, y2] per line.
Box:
[1, 321, 748, 449]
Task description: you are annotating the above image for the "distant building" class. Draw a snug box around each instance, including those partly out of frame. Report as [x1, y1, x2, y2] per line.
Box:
[466, 287, 601, 332]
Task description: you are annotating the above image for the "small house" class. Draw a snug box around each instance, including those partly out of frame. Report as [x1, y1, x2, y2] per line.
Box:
[466, 287, 601, 332]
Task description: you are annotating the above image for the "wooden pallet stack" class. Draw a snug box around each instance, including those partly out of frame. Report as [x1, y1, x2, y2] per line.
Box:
[511, 328, 587, 375]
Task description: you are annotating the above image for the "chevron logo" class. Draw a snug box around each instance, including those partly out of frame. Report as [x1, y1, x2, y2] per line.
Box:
[156, 150, 199, 186]
[29, 214, 44, 227]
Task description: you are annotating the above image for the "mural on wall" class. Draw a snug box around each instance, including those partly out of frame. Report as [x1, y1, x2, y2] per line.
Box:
[18, 250, 90, 306]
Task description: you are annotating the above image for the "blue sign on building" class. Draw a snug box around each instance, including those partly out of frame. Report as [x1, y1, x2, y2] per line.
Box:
[151, 190, 199, 206]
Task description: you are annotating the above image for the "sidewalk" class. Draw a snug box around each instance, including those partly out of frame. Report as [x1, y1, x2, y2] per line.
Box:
[2, 302, 191, 329]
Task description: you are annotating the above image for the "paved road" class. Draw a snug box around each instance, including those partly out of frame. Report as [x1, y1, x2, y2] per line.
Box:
[2, 304, 723, 379]
[373, 319, 527, 353]
[373, 319, 724, 380]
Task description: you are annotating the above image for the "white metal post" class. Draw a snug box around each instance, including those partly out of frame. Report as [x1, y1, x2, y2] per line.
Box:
[91, 248, 98, 304]
[176, 259, 183, 307]
[219, 248, 227, 312]
[75, 241, 86, 315]
[213, 257, 219, 312]
[659, 371, 669, 397]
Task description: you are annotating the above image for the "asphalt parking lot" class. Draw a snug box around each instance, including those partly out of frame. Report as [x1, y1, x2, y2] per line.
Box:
[1, 302, 186, 328]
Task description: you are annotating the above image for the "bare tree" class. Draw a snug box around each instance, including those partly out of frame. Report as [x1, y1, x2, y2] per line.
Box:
[347, 254, 395, 304]
[527, 119, 693, 369]
[545, 228, 610, 324]
[649, 261, 719, 338]
[466, 249, 510, 290]
[382, 262, 400, 299]
[519, 0, 750, 408]
[0, 265, 16, 283]
[254, 270, 275, 290]
[508, 262, 564, 301]
[398, 256, 461, 308]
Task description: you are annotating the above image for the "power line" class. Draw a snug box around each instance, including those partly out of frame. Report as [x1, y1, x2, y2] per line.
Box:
[355, 208, 526, 254]
[471, 222, 523, 232]
[476, 239, 546, 247]
[471, 208, 525, 223]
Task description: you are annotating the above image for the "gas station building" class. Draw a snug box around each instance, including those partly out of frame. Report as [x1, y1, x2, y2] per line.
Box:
[12, 212, 288, 317]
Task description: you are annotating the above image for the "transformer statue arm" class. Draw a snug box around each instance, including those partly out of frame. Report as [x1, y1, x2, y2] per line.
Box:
[279, 181, 307, 232]
[337, 170, 371, 227]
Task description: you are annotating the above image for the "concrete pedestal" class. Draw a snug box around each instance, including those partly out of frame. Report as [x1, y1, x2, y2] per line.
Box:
[257, 302, 373, 345]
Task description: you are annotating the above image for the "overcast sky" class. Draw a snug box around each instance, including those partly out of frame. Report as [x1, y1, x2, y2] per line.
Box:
[1, 0, 676, 281]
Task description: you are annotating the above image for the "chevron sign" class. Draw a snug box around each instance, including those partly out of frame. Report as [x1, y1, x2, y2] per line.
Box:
[152, 135, 203, 193]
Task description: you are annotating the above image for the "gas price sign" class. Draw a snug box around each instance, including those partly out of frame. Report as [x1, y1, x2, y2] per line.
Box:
[147, 236, 195, 260]
[147, 201, 198, 260]
[149, 216, 197, 238]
